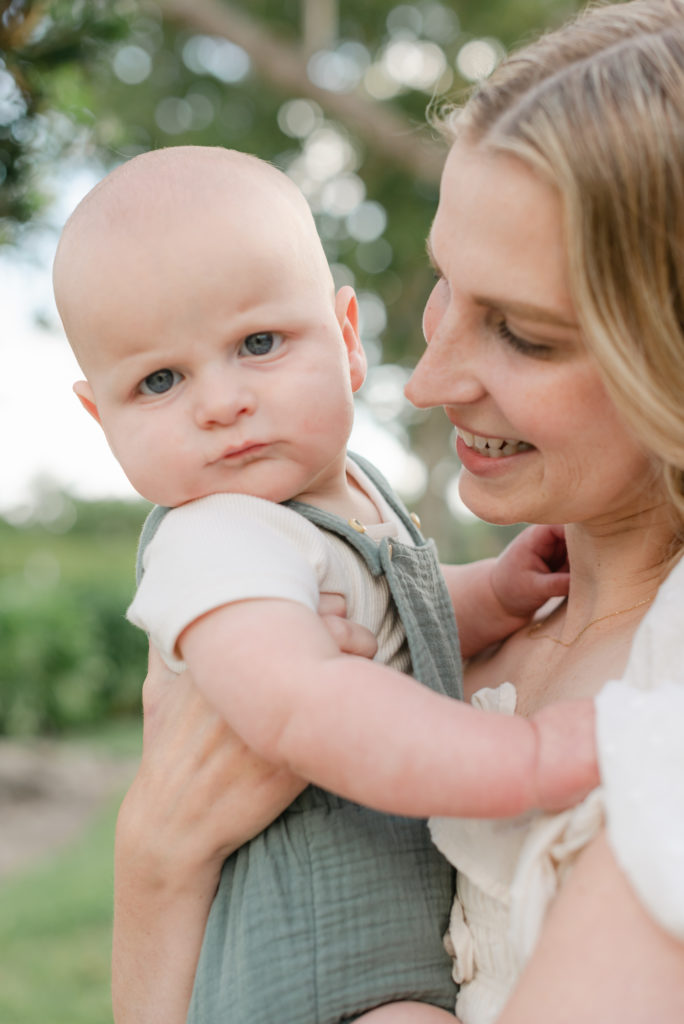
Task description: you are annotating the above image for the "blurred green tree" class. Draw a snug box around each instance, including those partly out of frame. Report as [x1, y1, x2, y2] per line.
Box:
[2, 0, 580, 553]
[2, 0, 579, 356]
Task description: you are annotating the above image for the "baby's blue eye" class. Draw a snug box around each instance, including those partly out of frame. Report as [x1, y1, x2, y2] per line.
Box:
[240, 332, 284, 357]
[139, 368, 182, 395]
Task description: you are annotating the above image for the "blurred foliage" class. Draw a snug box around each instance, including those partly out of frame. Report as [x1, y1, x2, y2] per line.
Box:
[2, 0, 580, 359]
[0, 488, 519, 735]
[0, 494, 148, 735]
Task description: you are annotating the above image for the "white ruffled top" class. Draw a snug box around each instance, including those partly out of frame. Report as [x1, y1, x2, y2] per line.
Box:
[429, 555, 684, 1024]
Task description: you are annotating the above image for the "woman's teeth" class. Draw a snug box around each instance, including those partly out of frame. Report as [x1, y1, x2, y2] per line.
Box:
[458, 429, 533, 458]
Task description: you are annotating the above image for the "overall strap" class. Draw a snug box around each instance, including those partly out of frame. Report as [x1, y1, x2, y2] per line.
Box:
[344, 451, 425, 545]
[283, 452, 425, 577]
[135, 504, 171, 586]
[286, 454, 463, 700]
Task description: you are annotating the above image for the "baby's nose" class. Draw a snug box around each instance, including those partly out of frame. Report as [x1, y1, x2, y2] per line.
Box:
[194, 372, 256, 427]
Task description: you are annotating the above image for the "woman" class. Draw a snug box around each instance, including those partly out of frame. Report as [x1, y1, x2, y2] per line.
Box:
[113, 1, 684, 1021]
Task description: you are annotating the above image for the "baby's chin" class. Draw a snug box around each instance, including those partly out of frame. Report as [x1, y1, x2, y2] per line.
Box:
[131, 477, 212, 509]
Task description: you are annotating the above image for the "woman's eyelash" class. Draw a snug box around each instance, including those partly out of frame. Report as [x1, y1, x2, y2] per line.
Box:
[495, 319, 549, 356]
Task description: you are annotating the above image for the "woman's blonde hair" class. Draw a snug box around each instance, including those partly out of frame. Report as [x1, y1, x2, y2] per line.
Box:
[439, 0, 684, 538]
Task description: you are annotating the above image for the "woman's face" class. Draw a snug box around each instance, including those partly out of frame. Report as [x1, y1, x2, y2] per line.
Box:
[405, 141, 654, 528]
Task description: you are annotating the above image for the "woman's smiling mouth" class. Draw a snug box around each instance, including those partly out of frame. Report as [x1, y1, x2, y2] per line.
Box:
[456, 428, 534, 459]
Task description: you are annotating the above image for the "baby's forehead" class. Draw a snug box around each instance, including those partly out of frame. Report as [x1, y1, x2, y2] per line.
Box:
[55, 148, 330, 329]
[108, 150, 299, 217]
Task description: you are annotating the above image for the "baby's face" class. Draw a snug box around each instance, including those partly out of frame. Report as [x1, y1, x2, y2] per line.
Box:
[69, 208, 365, 508]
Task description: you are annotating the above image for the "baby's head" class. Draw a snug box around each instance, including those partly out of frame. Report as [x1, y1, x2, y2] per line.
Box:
[53, 146, 366, 507]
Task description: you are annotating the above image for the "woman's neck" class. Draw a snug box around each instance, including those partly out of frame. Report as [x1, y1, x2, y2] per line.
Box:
[549, 505, 675, 638]
[465, 504, 680, 712]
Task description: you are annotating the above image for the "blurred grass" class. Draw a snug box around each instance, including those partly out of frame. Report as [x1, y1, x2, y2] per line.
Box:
[0, 721, 141, 1023]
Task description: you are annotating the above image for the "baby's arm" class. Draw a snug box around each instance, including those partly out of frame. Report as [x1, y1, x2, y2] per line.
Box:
[444, 525, 569, 657]
[180, 597, 597, 819]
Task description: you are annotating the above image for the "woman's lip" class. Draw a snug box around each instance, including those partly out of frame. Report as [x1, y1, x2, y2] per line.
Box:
[454, 432, 534, 473]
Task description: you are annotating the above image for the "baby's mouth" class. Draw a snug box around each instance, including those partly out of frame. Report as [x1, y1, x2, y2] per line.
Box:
[457, 429, 534, 459]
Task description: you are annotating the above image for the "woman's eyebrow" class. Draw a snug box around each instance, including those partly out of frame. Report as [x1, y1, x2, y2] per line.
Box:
[473, 293, 579, 328]
[426, 234, 578, 328]
[426, 236, 577, 327]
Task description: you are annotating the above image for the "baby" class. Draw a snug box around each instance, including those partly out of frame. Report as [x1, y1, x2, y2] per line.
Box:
[53, 146, 596, 1023]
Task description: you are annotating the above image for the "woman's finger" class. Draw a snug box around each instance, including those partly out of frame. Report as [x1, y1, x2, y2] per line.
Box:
[318, 592, 378, 658]
[322, 614, 378, 659]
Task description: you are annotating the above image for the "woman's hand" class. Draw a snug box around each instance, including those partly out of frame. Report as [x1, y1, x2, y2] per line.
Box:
[117, 595, 375, 903]
[117, 646, 305, 885]
[318, 592, 378, 660]
[113, 600, 376, 1024]
[112, 647, 306, 1024]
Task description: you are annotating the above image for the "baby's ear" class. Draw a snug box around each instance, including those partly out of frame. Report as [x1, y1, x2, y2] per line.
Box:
[335, 286, 367, 393]
[73, 380, 101, 424]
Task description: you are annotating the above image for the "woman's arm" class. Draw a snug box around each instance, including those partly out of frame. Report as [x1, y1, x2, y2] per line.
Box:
[112, 597, 374, 1024]
[498, 829, 684, 1023]
[112, 648, 304, 1024]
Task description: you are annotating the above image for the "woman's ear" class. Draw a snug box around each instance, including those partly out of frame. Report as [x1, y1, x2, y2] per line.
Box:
[73, 380, 101, 424]
[335, 285, 367, 393]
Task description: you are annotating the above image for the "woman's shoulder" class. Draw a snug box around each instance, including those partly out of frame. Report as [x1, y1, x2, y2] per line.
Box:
[619, 554, 684, 691]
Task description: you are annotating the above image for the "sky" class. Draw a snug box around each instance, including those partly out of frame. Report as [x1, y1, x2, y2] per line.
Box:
[0, 168, 141, 517]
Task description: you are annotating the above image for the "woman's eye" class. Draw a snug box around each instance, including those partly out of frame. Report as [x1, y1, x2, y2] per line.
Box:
[239, 332, 284, 357]
[139, 368, 182, 395]
[495, 319, 551, 358]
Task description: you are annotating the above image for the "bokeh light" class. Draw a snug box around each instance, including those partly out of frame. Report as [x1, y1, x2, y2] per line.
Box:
[456, 38, 504, 82]
[112, 45, 153, 85]
[346, 199, 387, 242]
[182, 35, 251, 83]
[382, 39, 448, 92]
[277, 98, 323, 139]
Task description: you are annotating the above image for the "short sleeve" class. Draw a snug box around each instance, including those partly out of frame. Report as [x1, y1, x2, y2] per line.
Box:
[596, 556, 684, 940]
[597, 680, 684, 940]
[126, 494, 329, 670]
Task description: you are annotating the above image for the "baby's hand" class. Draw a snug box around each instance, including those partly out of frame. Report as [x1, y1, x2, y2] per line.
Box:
[492, 524, 569, 621]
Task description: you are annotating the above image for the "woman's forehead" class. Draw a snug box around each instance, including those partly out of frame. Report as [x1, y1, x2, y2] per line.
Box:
[430, 141, 574, 317]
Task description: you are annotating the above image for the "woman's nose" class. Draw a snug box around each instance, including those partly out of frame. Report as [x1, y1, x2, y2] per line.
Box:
[193, 371, 256, 427]
[405, 325, 487, 410]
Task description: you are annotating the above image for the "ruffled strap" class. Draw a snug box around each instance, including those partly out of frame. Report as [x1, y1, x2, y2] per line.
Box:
[470, 681, 518, 715]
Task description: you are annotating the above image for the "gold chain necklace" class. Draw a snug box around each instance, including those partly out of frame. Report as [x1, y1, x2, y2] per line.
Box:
[528, 596, 654, 647]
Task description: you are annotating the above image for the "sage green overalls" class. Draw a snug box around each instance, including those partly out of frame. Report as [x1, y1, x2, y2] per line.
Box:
[138, 455, 463, 1024]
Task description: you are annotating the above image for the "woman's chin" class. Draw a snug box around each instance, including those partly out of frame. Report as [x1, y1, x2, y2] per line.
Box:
[457, 474, 533, 528]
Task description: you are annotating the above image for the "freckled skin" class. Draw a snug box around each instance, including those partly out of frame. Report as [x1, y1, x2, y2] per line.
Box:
[405, 142, 654, 531]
